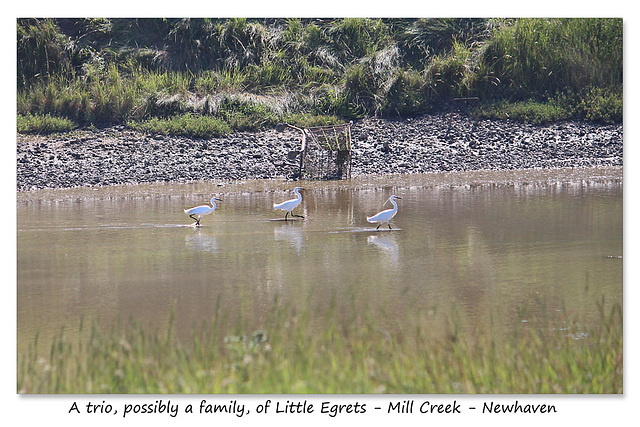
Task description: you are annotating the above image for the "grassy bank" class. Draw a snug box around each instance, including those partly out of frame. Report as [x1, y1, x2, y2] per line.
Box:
[16, 18, 622, 137]
[18, 297, 622, 394]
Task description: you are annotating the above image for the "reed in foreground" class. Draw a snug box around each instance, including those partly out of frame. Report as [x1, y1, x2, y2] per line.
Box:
[18, 299, 622, 394]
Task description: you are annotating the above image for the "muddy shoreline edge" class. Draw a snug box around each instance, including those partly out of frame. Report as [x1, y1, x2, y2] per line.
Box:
[17, 113, 623, 192]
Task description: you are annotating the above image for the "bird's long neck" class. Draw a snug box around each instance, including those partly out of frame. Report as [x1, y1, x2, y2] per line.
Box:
[389, 198, 398, 212]
[294, 188, 302, 200]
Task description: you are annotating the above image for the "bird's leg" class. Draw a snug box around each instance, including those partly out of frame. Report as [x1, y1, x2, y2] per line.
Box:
[284, 211, 289, 221]
[189, 214, 199, 225]
[375, 223, 381, 230]
[387, 222, 392, 230]
[292, 212, 305, 218]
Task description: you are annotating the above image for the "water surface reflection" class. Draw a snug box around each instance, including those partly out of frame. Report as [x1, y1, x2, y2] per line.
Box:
[17, 168, 623, 355]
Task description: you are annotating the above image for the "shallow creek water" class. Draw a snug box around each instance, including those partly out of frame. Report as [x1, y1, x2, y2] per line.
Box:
[17, 167, 623, 355]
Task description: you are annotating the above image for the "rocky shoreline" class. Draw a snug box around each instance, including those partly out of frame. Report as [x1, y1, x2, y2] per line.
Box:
[16, 113, 623, 191]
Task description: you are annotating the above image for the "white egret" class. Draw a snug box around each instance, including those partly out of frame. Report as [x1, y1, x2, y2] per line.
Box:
[367, 195, 402, 230]
[273, 187, 304, 221]
[184, 196, 222, 226]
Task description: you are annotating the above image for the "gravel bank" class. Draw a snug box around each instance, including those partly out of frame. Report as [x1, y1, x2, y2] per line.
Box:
[16, 113, 623, 191]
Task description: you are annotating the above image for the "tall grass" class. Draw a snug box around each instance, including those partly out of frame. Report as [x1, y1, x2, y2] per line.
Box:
[18, 64, 152, 124]
[18, 297, 622, 394]
[17, 112, 77, 134]
[476, 86, 623, 124]
[477, 18, 623, 100]
[127, 113, 231, 138]
[17, 18, 623, 134]
[17, 18, 74, 89]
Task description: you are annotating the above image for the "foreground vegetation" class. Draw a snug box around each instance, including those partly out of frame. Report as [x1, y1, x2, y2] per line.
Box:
[17, 18, 622, 136]
[18, 297, 622, 394]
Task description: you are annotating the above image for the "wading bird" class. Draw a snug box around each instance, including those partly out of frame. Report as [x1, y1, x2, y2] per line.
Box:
[273, 187, 304, 221]
[184, 196, 222, 226]
[367, 195, 402, 230]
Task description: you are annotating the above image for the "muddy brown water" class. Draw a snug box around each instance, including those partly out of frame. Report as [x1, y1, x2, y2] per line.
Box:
[17, 167, 622, 355]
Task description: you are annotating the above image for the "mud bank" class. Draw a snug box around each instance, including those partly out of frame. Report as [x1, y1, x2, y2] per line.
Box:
[16, 113, 622, 191]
